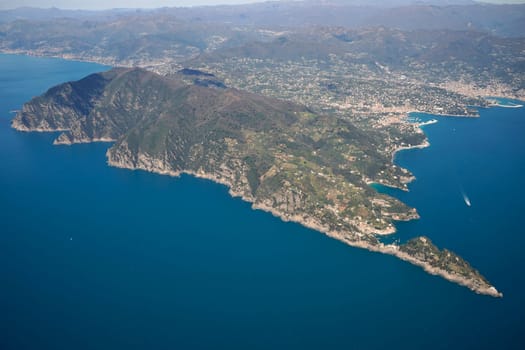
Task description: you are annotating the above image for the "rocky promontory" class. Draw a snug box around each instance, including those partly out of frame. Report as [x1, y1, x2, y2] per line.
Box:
[12, 67, 502, 297]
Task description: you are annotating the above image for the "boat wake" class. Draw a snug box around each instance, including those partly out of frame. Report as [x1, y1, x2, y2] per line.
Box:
[462, 192, 471, 207]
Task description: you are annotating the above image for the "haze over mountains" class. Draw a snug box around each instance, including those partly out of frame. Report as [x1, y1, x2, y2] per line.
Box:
[0, 1, 524, 38]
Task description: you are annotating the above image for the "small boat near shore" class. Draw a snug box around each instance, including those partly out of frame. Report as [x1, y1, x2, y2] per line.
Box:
[418, 119, 438, 127]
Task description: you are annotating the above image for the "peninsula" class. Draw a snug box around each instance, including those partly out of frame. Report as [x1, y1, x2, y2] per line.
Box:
[12, 67, 502, 297]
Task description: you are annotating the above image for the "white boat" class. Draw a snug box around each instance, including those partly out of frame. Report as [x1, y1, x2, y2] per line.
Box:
[463, 193, 471, 207]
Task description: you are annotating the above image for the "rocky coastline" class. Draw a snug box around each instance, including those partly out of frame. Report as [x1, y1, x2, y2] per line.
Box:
[12, 116, 503, 298]
[10, 67, 503, 298]
[105, 144, 502, 298]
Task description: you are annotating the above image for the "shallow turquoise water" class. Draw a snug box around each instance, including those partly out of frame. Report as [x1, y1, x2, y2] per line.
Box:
[1, 54, 524, 349]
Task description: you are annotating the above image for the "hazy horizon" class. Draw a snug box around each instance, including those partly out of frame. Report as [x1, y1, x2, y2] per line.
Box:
[1, 0, 525, 11]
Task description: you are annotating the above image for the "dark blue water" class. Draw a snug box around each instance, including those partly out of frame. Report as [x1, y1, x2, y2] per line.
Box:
[1, 54, 524, 349]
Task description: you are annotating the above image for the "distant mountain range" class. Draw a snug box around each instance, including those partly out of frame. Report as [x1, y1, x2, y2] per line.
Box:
[2, 1, 523, 37]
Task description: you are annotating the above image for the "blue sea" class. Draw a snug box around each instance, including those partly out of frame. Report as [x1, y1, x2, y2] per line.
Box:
[1, 54, 524, 349]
